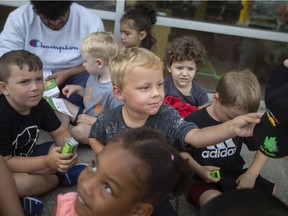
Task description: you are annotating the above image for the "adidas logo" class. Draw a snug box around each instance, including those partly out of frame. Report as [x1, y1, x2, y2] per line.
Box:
[202, 138, 237, 158]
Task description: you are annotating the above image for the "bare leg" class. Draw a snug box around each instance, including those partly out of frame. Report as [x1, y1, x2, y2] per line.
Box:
[14, 173, 59, 196]
[0, 156, 24, 216]
[71, 123, 91, 144]
[199, 189, 222, 207]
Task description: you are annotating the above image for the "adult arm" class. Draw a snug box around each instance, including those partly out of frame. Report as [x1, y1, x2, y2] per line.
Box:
[46, 65, 86, 86]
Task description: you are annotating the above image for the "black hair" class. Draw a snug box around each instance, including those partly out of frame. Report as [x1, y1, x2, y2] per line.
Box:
[30, 1, 72, 21]
[198, 189, 288, 216]
[121, 2, 157, 50]
[0, 50, 43, 83]
[109, 127, 191, 205]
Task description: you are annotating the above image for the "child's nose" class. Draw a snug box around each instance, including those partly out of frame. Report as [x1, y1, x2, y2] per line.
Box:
[151, 87, 160, 97]
[31, 81, 40, 90]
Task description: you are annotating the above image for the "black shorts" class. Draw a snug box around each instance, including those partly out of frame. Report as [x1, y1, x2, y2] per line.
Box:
[219, 168, 275, 194]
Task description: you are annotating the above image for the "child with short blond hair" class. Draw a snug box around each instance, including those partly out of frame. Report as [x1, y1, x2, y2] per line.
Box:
[184, 70, 275, 209]
[59, 32, 123, 144]
[88, 47, 261, 215]
[89, 47, 261, 153]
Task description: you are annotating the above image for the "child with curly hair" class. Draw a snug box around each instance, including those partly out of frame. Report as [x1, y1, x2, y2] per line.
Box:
[164, 35, 209, 113]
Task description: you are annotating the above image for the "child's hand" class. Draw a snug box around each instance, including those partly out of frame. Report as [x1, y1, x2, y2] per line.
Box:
[198, 166, 220, 183]
[62, 84, 78, 98]
[235, 171, 257, 189]
[232, 113, 262, 137]
[45, 146, 75, 172]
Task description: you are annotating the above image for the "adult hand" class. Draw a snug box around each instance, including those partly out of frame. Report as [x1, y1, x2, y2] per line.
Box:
[46, 70, 69, 86]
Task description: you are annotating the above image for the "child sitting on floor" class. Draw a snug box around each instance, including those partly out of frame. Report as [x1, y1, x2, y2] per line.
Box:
[58, 32, 123, 144]
[52, 127, 191, 216]
[0, 50, 86, 216]
[163, 35, 209, 113]
[184, 70, 275, 209]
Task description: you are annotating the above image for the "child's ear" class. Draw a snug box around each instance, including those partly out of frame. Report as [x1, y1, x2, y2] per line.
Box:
[113, 86, 124, 101]
[0, 81, 8, 95]
[213, 92, 219, 103]
[130, 203, 153, 216]
[138, 31, 147, 42]
[96, 58, 104, 69]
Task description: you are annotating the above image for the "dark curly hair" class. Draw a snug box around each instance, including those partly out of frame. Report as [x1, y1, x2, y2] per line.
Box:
[109, 127, 191, 205]
[121, 1, 157, 50]
[164, 35, 207, 70]
[30, 1, 72, 21]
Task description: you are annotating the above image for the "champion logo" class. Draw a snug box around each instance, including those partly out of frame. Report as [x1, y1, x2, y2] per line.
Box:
[29, 39, 78, 53]
[202, 138, 237, 158]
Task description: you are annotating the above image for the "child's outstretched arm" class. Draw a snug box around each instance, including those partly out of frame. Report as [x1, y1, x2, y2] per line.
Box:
[236, 151, 269, 190]
[185, 112, 261, 148]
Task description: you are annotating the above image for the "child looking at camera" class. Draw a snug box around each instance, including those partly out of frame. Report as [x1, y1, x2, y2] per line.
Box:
[53, 127, 190, 216]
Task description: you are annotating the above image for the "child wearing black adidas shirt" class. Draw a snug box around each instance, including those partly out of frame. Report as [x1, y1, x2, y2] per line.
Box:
[184, 70, 275, 209]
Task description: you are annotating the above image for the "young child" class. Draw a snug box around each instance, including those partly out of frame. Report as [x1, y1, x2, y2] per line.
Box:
[52, 127, 190, 216]
[58, 32, 123, 144]
[0, 50, 86, 216]
[88, 47, 261, 215]
[183, 70, 275, 209]
[120, 2, 157, 50]
[89, 47, 260, 153]
[163, 35, 209, 111]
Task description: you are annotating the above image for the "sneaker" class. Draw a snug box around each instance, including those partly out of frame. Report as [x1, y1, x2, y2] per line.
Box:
[62, 163, 87, 187]
[20, 196, 43, 216]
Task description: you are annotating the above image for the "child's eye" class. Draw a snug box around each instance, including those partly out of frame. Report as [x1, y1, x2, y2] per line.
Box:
[37, 78, 43, 82]
[157, 82, 163, 87]
[103, 183, 112, 194]
[176, 66, 183, 70]
[138, 86, 149, 91]
[20, 80, 29, 85]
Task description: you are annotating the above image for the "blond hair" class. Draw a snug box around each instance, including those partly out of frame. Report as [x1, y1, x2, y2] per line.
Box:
[216, 69, 261, 113]
[81, 32, 119, 63]
[109, 47, 163, 88]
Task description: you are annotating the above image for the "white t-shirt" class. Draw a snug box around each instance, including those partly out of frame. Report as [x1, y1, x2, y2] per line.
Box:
[0, 2, 104, 72]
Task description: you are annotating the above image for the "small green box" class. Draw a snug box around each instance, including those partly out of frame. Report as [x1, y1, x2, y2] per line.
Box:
[61, 138, 78, 154]
[210, 170, 221, 179]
